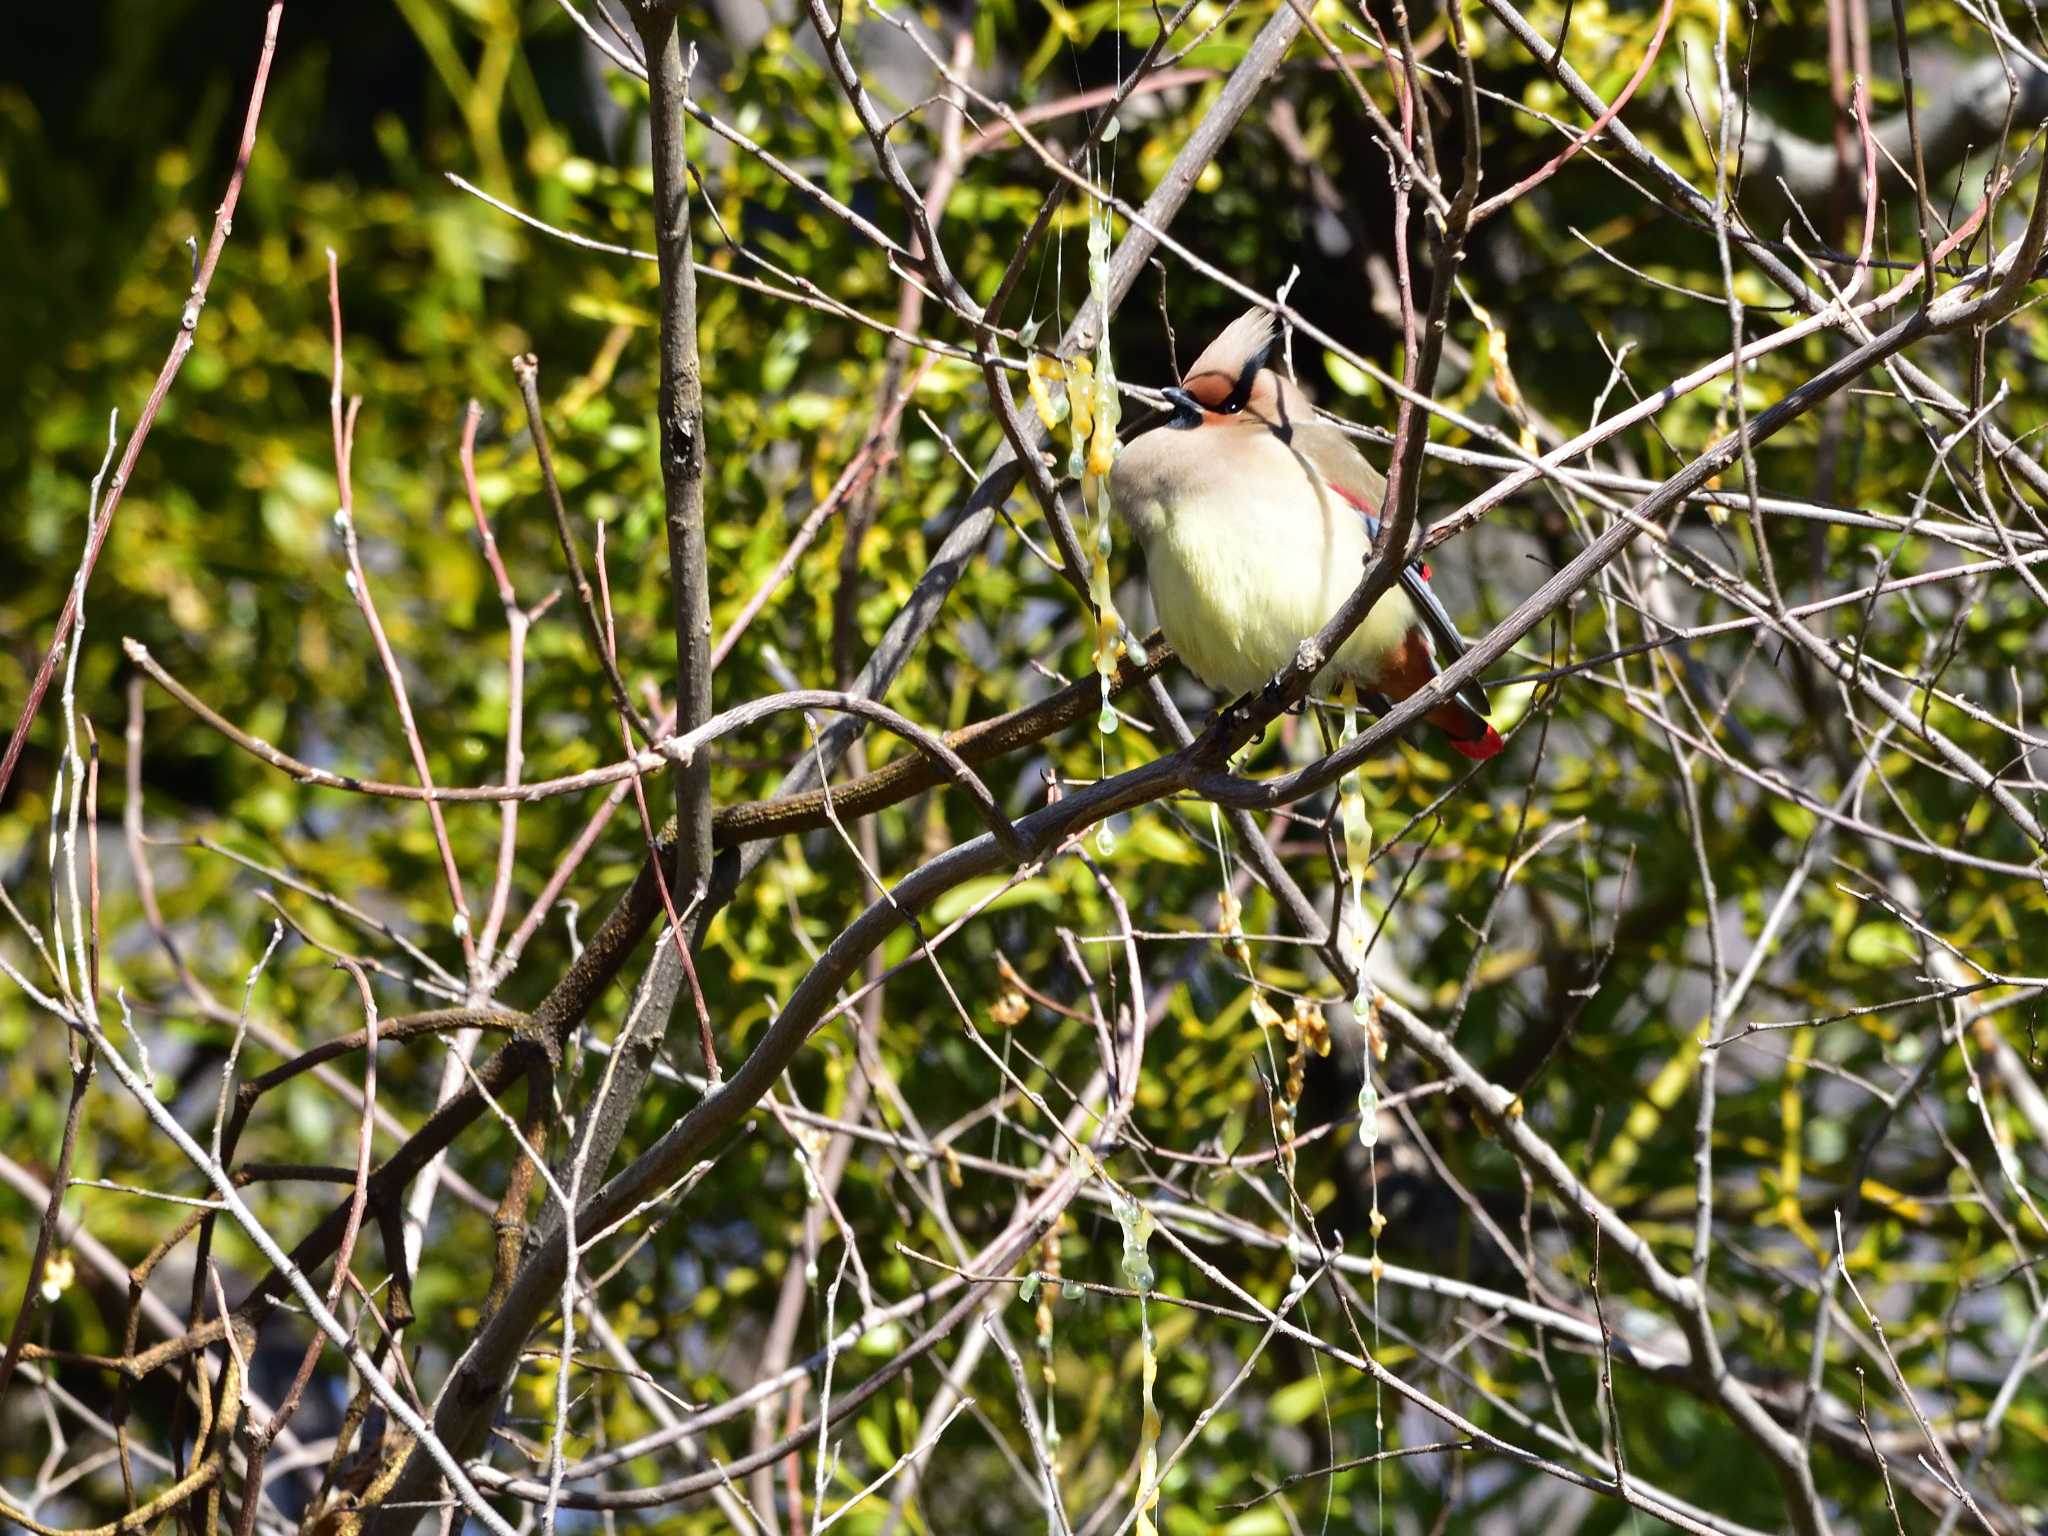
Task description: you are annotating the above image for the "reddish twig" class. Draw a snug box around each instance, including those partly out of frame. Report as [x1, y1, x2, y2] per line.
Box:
[459, 401, 536, 969]
[326, 253, 478, 980]
[512, 354, 662, 748]
[1470, 0, 1676, 222]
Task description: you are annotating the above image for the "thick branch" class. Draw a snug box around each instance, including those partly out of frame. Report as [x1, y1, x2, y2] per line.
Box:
[636, 7, 716, 921]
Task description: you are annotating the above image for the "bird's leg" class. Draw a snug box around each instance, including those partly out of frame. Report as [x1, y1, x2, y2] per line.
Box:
[1311, 697, 1342, 757]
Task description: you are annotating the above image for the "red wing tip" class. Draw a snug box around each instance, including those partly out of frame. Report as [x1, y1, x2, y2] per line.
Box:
[1451, 725, 1504, 761]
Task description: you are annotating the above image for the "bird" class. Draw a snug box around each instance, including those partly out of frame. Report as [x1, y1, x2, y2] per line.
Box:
[1110, 307, 1502, 760]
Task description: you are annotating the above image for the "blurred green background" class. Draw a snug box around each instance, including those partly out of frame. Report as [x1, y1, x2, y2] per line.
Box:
[3, 1, 2045, 1530]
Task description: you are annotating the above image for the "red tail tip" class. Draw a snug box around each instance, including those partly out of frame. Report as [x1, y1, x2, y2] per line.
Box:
[1451, 725, 1503, 761]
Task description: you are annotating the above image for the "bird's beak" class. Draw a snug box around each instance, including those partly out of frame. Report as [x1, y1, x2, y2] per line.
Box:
[1161, 386, 1204, 430]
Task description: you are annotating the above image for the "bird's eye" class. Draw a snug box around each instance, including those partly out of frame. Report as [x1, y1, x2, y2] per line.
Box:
[1217, 365, 1259, 415]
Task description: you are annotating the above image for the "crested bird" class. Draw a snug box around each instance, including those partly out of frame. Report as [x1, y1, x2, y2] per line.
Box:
[1110, 307, 1502, 759]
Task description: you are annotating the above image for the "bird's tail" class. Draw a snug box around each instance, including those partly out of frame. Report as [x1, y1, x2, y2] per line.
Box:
[1426, 698, 1504, 760]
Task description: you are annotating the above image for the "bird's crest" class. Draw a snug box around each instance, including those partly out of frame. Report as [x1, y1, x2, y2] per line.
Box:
[1182, 307, 1275, 395]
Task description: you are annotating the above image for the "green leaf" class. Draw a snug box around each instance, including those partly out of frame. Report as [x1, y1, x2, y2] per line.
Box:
[855, 1416, 894, 1477]
[1322, 348, 1376, 399]
[1265, 1375, 1328, 1427]
[1846, 922, 1915, 967]
[930, 874, 1060, 927]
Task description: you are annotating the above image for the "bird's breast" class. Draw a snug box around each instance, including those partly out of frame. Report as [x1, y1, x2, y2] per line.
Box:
[1118, 431, 1418, 694]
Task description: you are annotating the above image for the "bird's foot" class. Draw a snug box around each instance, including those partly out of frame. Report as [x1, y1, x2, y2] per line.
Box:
[1194, 693, 1257, 764]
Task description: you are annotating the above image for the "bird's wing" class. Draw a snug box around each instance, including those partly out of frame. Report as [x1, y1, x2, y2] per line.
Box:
[1293, 421, 1386, 510]
[1295, 421, 1489, 717]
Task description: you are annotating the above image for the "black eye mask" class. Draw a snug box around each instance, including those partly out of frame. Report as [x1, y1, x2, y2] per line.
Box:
[1215, 337, 1274, 415]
